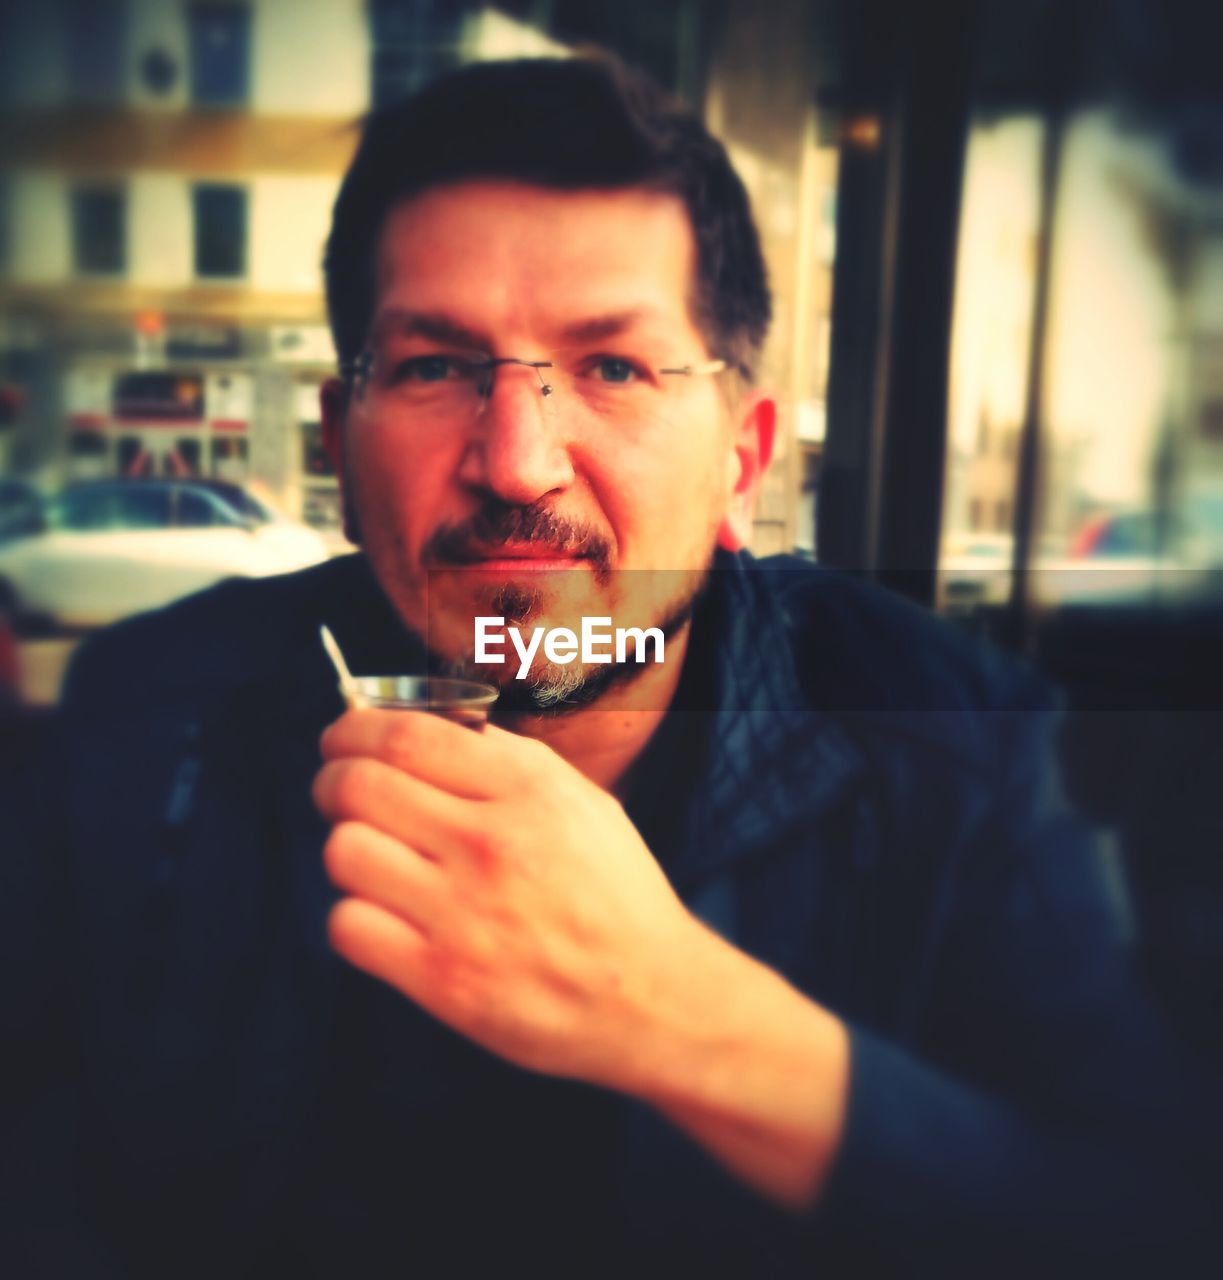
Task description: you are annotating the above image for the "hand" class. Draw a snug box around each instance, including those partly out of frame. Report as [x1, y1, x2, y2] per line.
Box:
[312, 707, 713, 1091]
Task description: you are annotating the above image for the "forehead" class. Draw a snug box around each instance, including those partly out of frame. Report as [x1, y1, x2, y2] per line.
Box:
[372, 181, 704, 347]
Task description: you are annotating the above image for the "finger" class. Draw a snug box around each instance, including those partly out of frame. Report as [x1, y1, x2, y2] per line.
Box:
[328, 897, 429, 1000]
[313, 757, 479, 861]
[323, 820, 445, 934]
[320, 708, 508, 799]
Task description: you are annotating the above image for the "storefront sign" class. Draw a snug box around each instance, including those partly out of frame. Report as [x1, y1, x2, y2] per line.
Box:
[113, 372, 205, 422]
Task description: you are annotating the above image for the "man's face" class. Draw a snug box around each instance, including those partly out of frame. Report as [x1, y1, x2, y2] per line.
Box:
[324, 180, 767, 708]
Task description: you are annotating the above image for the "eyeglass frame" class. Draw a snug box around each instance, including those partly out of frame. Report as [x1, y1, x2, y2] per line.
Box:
[337, 350, 737, 403]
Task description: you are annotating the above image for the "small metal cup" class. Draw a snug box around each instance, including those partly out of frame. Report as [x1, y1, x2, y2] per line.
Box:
[350, 675, 499, 730]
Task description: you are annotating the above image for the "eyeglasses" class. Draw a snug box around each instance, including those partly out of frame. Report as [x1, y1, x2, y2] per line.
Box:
[340, 348, 730, 427]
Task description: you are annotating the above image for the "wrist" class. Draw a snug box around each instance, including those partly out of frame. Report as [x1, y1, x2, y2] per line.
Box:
[607, 916, 851, 1208]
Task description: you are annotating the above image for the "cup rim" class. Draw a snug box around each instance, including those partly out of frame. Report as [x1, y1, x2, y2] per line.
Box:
[351, 675, 500, 709]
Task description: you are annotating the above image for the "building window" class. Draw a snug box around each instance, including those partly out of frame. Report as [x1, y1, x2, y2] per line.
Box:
[0, 179, 9, 275]
[64, 0, 127, 105]
[188, 3, 251, 107]
[211, 436, 249, 482]
[72, 185, 126, 275]
[193, 184, 247, 279]
[301, 422, 335, 477]
[369, 0, 467, 107]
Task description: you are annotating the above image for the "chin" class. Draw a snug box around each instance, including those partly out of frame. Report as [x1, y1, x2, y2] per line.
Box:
[454, 656, 636, 717]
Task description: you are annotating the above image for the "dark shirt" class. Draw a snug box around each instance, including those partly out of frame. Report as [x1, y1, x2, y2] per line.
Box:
[4, 551, 1221, 1277]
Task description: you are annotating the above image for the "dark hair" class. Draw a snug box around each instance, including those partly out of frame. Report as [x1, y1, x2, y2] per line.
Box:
[324, 56, 771, 380]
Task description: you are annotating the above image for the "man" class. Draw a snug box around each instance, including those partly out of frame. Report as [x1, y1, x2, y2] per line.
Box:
[5, 56, 1220, 1278]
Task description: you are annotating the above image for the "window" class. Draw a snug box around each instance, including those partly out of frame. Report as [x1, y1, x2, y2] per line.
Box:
[169, 438, 203, 476]
[117, 487, 172, 529]
[369, 0, 467, 107]
[192, 185, 247, 279]
[68, 431, 109, 462]
[188, 3, 250, 107]
[173, 488, 226, 527]
[57, 486, 170, 531]
[72, 186, 126, 275]
[211, 436, 249, 482]
[0, 178, 9, 275]
[64, 0, 127, 105]
[116, 437, 145, 476]
[301, 422, 334, 477]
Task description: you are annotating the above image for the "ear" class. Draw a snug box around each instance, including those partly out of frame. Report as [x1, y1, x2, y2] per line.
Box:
[320, 378, 362, 545]
[716, 392, 776, 553]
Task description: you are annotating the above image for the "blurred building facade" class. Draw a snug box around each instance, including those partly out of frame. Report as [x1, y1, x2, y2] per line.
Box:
[0, 0, 370, 536]
[0, 0, 839, 552]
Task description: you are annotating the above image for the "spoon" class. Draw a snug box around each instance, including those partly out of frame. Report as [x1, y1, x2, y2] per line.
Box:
[319, 624, 366, 708]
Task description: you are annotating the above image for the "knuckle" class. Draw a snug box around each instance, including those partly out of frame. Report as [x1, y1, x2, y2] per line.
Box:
[322, 820, 366, 887]
[312, 761, 349, 816]
[382, 717, 424, 770]
[329, 757, 379, 814]
[464, 824, 504, 877]
[424, 947, 477, 1012]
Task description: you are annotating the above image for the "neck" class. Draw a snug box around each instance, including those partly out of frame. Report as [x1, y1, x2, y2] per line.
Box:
[495, 623, 691, 799]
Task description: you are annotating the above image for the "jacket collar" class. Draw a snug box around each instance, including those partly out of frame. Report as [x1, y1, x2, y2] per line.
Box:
[643, 551, 868, 891]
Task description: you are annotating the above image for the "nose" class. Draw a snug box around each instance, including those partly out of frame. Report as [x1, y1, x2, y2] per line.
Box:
[456, 363, 575, 505]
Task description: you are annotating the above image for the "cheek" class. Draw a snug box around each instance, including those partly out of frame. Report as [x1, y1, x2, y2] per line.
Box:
[588, 433, 727, 562]
[350, 429, 456, 549]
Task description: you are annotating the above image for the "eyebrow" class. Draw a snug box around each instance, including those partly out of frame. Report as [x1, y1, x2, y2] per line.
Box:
[369, 306, 680, 352]
[556, 309, 673, 345]
[370, 309, 493, 351]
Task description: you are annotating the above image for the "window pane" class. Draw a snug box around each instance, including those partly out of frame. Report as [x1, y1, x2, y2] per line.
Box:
[301, 422, 334, 477]
[211, 436, 249, 483]
[72, 186, 126, 275]
[59, 491, 110, 530]
[188, 2, 250, 106]
[64, 0, 127, 105]
[941, 101, 1223, 615]
[939, 118, 1042, 613]
[0, 178, 9, 275]
[68, 431, 108, 458]
[193, 185, 247, 278]
[173, 489, 219, 527]
[369, 0, 466, 106]
[117, 487, 171, 529]
[1033, 114, 1223, 609]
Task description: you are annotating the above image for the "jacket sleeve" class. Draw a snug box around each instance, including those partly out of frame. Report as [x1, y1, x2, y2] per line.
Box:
[0, 705, 124, 1279]
[813, 674, 1223, 1275]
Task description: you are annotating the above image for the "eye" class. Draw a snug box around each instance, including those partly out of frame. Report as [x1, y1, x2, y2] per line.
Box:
[590, 357, 640, 385]
[389, 354, 464, 383]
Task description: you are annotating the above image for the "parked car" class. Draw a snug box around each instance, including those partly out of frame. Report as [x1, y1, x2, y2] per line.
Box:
[0, 478, 47, 543]
[1037, 505, 1218, 606]
[939, 532, 1014, 607]
[0, 479, 331, 630]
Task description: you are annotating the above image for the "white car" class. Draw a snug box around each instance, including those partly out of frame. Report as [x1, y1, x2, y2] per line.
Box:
[0, 479, 331, 630]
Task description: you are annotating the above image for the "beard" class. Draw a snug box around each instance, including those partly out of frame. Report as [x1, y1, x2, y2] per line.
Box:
[364, 496, 718, 715]
[431, 570, 708, 716]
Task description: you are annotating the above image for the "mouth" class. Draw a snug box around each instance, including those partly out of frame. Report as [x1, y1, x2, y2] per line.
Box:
[437, 543, 593, 573]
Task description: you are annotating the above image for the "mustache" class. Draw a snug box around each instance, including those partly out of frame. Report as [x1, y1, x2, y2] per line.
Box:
[423, 502, 614, 570]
